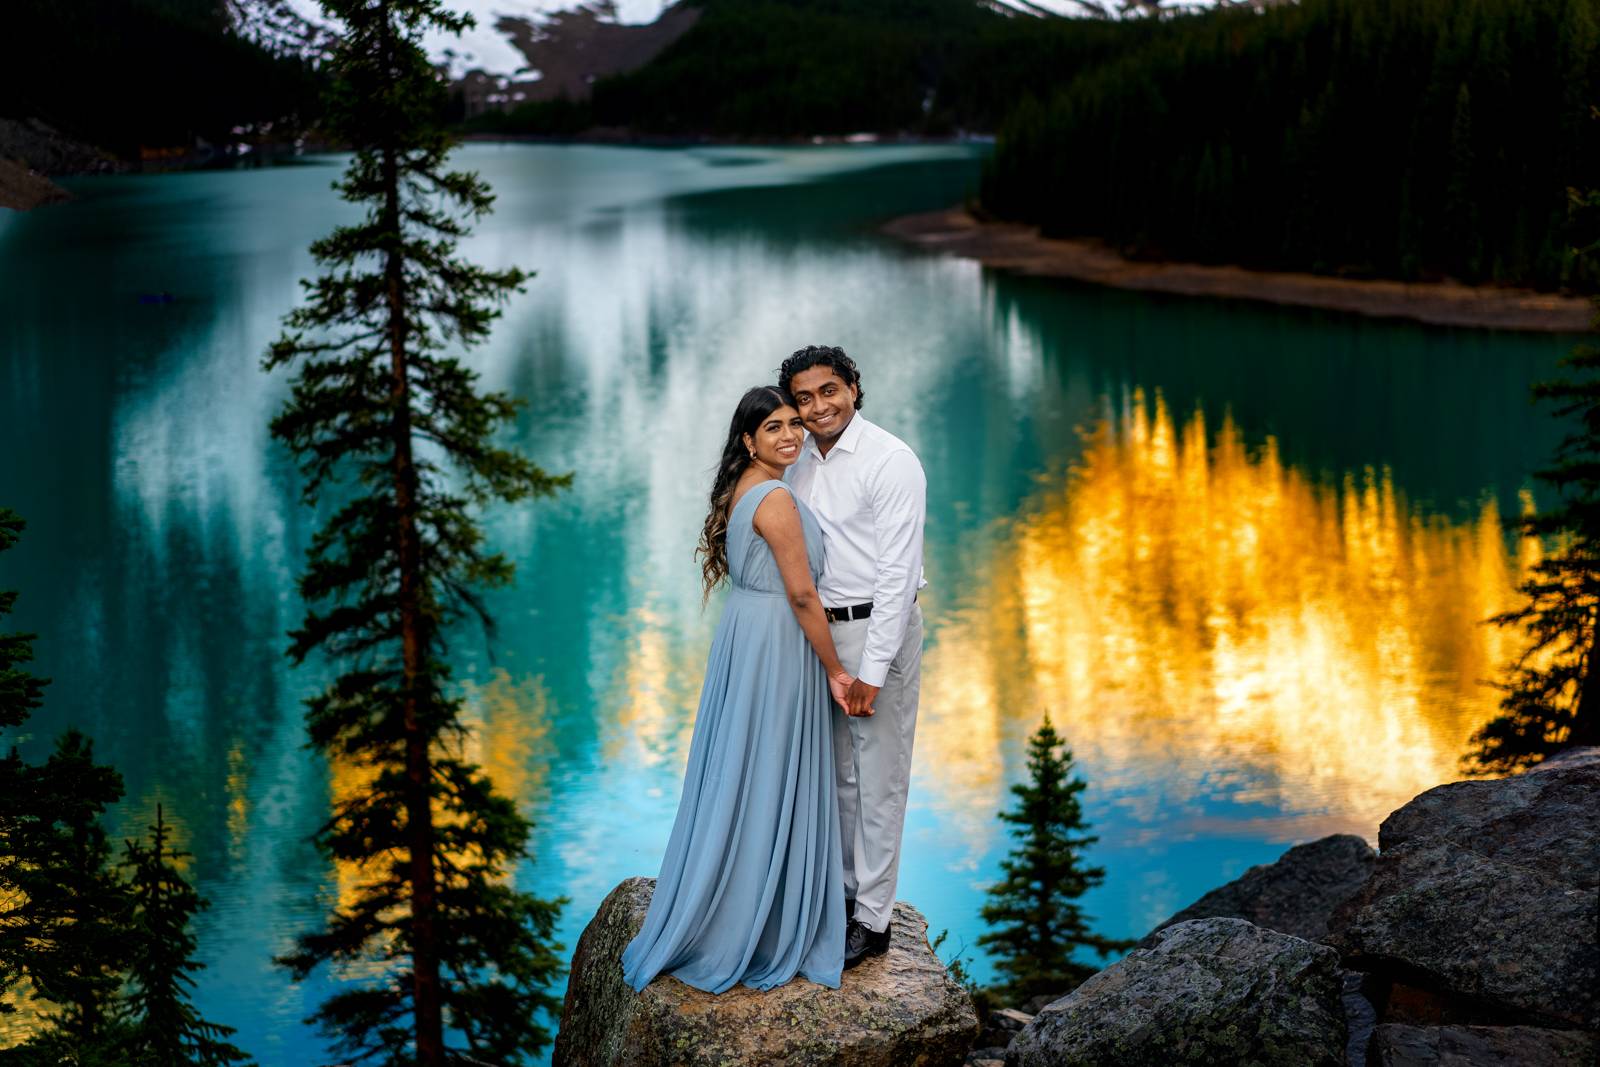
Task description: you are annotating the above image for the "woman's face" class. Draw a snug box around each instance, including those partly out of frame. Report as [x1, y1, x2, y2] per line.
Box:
[744, 404, 805, 468]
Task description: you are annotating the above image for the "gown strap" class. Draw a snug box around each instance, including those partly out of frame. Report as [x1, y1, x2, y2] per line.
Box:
[730, 479, 793, 533]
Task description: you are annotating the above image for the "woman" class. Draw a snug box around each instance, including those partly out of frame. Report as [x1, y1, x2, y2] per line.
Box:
[620, 385, 855, 994]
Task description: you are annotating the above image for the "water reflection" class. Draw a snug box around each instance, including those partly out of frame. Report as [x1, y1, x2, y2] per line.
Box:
[919, 389, 1530, 856]
[0, 145, 1572, 1058]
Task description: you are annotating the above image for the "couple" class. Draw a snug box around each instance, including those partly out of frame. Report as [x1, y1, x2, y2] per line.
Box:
[620, 345, 926, 994]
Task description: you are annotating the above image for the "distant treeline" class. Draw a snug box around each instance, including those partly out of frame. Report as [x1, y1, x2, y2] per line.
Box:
[6, 0, 321, 158]
[980, 0, 1600, 292]
[464, 0, 1155, 139]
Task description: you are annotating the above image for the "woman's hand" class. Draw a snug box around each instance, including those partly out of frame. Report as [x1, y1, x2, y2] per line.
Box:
[828, 670, 855, 713]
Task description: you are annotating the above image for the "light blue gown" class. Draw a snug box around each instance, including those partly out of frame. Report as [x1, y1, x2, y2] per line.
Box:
[621, 480, 846, 993]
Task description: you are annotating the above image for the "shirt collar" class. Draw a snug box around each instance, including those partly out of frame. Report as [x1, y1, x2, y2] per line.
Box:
[808, 410, 866, 460]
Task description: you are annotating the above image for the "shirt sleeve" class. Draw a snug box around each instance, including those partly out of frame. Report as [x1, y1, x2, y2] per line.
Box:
[857, 448, 926, 687]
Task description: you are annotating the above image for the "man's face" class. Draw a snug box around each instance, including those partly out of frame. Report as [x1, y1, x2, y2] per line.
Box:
[788, 366, 858, 443]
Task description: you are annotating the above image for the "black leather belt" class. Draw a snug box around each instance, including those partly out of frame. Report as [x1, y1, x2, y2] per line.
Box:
[824, 603, 872, 623]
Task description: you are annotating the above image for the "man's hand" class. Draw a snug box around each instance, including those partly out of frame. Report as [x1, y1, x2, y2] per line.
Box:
[828, 671, 854, 712]
[845, 678, 880, 718]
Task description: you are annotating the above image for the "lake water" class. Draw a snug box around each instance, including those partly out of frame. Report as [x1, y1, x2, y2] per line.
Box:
[0, 143, 1576, 1063]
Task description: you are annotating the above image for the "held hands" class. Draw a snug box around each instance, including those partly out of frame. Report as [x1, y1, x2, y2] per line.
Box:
[828, 671, 855, 713]
[844, 678, 880, 718]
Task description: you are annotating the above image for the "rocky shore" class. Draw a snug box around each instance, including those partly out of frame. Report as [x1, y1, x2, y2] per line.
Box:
[0, 117, 126, 212]
[883, 207, 1593, 334]
[558, 746, 1599, 1065]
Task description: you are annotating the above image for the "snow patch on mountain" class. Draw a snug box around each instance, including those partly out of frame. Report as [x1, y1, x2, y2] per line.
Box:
[249, 0, 669, 76]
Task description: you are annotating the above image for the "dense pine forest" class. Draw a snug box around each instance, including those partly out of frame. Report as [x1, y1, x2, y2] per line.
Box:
[19, 0, 1592, 297]
[979, 0, 1600, 292]
[478, 0, 1599, 292]
[5, 0, 320, 158]
[471, 0, 1154, 138]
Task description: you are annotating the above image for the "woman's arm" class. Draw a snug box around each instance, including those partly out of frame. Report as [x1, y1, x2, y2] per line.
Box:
[753, 486, 856, 708]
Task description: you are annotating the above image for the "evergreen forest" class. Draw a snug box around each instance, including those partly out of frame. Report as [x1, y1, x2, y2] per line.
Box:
[480, 0, 1600, 293]
[978, 0, 1600, 292]
[5, 0, 321, 157]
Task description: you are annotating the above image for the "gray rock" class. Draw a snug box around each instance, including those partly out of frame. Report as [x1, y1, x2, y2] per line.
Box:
[1326, 750, 1600, 1029]
[553, 877, 978, 1067]
[1141, 833, 1376, 947]
[977, 1007, 1033, 1049]
[1005, 917, 1346, 1067]
[1369, 1023, 1599, 1066]
[1341, 968, 1379, 1067]
[1524, 745, 1600, 775]
[1018, 993, 1059, 1015]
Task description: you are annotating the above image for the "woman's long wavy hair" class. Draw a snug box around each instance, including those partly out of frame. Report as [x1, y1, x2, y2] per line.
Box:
[697, 385, 792, 601]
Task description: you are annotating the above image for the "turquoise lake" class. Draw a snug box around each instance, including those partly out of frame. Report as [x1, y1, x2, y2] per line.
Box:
[0, 143, 1578, 1062]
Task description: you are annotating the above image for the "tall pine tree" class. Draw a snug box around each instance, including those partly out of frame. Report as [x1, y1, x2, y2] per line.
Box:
[117, 804, 254, 1066]
[978, 713, 1133, 1002]
[265, 2, 569, 1064]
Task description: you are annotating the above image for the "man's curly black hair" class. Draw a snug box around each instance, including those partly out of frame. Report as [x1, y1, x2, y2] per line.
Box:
[777, 345, 864, 410]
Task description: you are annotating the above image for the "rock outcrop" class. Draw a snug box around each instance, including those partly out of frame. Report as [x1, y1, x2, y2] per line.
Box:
[1140, 833, 1377, 947]
[1005, 917, 1347, 1067]
[553, 877, 978, 1067]
[1325, 748, 1600, 1032]
[1367, 1023, 1599, 1067]
[0, 117, 123, 211]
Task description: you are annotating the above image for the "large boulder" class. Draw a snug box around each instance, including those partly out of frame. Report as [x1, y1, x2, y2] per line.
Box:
[1005, 917, 1346, 1067]
[552, 877, 978, 1067]
[1325, 747, 1600, 1030]
[1368, 1023, 1599, 1067]
[1140, 833, 1377, 947]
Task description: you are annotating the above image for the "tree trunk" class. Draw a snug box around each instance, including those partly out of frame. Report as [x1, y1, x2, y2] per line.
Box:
[382, 137, 445, 1066]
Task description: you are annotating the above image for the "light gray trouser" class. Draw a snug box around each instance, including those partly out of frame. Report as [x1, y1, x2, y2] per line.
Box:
[829, 602, 923, 933]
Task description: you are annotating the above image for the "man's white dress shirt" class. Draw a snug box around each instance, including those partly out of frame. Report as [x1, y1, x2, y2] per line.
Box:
[786, 413, 927, 687]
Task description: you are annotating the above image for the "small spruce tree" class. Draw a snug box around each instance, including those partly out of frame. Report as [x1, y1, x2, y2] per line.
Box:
[1466, 186, 1600, 775]
[3, 514, 248, 1065]
[265, 1, 570, 1064]
[0, 510, 133, 1063]
[978, 713, 1133, 1002]
[118, 804, 254, 1066]
[0, 507, 47, 1009]
[1468, 346, 1600, 773]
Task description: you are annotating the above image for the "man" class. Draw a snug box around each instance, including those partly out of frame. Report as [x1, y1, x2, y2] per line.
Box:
[780, 345, 926, 969]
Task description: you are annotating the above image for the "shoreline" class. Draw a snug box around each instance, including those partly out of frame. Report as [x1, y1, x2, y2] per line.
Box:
[882, 207, 1592, 334]
[0, 158, 71, 212]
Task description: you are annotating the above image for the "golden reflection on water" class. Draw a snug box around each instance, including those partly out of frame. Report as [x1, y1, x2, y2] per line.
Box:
[317, 668, 559, 981]
[918, 390, 1531, 854]
[603, 605, 711, 771]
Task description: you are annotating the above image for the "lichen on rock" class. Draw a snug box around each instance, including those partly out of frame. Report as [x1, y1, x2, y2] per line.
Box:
[1005, 917, 1347, 1067]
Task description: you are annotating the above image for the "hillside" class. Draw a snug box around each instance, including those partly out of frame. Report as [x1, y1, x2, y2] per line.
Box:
[465, 0, 1157, 137]
[4, 0, 322, 164]
[979, 0, 1600, 293]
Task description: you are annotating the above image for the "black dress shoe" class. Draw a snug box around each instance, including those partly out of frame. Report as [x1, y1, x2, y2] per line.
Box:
[843, 918, 891, 970]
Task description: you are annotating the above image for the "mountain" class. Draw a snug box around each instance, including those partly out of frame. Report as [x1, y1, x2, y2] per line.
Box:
[461, 0, 1169, 137]
[4, 0, 322, 162]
